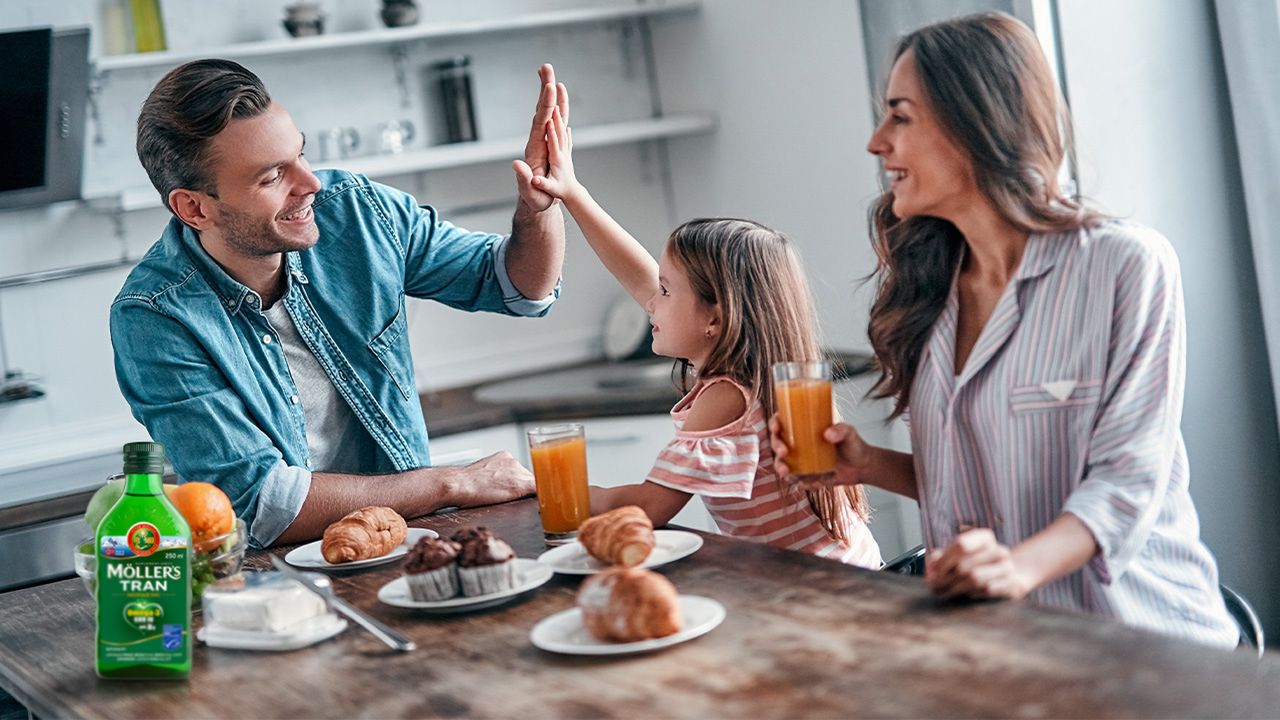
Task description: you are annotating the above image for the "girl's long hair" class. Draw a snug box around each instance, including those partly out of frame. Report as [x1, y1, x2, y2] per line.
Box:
[668, 218, 869, 540]
[868, 13, 1102, 417]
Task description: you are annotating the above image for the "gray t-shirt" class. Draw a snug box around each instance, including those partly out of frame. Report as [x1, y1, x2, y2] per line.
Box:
[262, 300, 367, 473]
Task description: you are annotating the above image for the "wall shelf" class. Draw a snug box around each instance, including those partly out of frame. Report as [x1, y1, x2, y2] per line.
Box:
[84, 112, 716, 212]
[93, 0, 699, 72]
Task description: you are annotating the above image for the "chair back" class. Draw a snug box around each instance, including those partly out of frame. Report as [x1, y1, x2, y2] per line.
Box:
[1221, 584, 1265, 658]
[883, 544, 927, 576]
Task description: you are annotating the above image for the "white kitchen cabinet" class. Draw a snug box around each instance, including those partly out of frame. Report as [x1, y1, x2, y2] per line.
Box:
[835, 377, 922, 562]
[427, 423, 525, 467]
[528, 415, 719, 534]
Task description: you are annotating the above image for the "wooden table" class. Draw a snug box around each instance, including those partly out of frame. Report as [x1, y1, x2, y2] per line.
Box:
[1, 499, 1277, 719]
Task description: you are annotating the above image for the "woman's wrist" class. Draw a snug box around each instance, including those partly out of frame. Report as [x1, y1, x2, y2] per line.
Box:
[855, 443, 919, 500]
[1008, 514, 1099, 595]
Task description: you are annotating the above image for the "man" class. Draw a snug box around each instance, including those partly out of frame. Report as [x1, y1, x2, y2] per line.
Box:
[111, 59, 569, 548]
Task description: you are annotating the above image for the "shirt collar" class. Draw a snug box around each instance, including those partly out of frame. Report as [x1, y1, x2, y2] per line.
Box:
[1014, 229, 1078, 283]
[173, 218, 310, 315]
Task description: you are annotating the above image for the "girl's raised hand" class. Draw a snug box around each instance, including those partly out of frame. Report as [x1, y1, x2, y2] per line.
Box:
[768, 416, 868, 489]
[528, 106, 585, 205]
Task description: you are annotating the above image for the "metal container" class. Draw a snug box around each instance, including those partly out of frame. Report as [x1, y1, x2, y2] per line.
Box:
[427, 56, 477, 144]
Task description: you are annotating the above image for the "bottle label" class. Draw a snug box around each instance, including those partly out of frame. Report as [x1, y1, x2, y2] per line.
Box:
[98, 535, 189, 665]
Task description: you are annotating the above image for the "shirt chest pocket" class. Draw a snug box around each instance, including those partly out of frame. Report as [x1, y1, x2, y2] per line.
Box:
[1009, 378, 1103, 414]
[368, 302, 413, 402]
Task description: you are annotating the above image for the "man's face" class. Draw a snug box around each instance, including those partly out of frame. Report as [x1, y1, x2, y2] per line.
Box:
[204, 102, 321, 256]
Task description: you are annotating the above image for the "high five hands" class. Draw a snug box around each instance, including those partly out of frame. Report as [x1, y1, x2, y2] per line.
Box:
[513, 63, 570, 212]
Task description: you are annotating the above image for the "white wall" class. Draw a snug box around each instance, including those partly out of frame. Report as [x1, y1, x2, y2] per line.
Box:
[1057, 0, 1280, 632]
[652, 0, 884, 355]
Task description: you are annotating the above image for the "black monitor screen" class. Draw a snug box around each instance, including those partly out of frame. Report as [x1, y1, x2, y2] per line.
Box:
[0, 28, 52, 193]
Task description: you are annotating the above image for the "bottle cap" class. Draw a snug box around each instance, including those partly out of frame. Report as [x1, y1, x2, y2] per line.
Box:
[122, 441, 166, 475]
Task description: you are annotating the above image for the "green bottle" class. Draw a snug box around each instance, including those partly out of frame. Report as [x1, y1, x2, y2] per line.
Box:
[95, 442, 191, 679]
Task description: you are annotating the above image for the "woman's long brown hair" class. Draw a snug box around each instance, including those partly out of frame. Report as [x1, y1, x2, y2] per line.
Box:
[668, 218, 869, 540]
[868, 13, 1102, 417]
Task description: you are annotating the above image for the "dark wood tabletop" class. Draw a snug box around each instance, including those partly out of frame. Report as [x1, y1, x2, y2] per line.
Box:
[1, 499, 1277, 719]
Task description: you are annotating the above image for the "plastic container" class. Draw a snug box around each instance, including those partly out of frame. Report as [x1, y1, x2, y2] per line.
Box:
[75, 517, 247, 606]
[428, 56, 478, 144]
[199, 571, 345, 651]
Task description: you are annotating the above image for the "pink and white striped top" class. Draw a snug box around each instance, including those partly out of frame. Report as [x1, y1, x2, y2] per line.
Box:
[910, 220, 1237, 647]
[646, 377, 882, 568]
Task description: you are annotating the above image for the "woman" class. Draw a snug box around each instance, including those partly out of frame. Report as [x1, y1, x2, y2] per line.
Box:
[771, 12, 1238, 647]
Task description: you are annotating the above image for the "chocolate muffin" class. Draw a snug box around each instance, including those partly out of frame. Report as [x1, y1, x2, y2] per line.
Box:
[455, 531, 517, 597]
[403, 537, 462, 601]
[449, 526, 494, 544]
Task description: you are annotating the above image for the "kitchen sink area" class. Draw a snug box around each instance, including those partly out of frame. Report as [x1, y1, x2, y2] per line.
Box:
[473, 358, 680, 405]
[472, 351, 876, 406]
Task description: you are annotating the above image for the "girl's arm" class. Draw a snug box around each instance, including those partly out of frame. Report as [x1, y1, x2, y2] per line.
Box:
[590, 483, 691, 528]
[591, 381, 747, 527]
[522, 107, 659, 307]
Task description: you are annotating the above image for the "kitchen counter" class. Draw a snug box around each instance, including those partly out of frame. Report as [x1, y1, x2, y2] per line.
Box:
[1, 498, 1277, 718]
[0, 351, 874, 535]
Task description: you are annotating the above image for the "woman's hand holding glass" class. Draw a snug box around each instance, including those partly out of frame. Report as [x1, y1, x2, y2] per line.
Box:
[768, 416, 869, 489]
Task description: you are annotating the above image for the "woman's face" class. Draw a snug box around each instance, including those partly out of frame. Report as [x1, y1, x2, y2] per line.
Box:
[866, 49, 978, 222]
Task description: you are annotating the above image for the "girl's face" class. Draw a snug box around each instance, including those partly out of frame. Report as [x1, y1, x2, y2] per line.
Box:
[866, 49, 978, 222]
[646, 246, 719, 367]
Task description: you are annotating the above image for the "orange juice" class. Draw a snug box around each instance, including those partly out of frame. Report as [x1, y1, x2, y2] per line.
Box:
[775, 377, 836, 476]
[529, 435, 590, 534]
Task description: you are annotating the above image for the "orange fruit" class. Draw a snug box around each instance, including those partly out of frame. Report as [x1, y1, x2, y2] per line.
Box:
[168, 482, 236, 552]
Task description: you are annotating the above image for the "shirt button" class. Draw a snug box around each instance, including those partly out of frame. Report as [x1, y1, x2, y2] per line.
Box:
[262, 334, 272, 344]
[290, 394, 299, 404]
[305, 458, 313, 469]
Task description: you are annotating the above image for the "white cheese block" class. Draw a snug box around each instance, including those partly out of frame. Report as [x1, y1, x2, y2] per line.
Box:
[203, 572, 328, 633]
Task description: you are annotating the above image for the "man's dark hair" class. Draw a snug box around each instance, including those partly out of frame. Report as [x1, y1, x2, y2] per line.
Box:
[136, 59, 272, 213]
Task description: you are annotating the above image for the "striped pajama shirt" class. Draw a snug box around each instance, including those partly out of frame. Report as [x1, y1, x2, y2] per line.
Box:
[909, 220, 1238, 647]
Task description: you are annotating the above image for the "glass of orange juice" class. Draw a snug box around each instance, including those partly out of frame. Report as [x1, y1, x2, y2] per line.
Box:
[772, 361, 837, 479]
[527, 423, 591, 545]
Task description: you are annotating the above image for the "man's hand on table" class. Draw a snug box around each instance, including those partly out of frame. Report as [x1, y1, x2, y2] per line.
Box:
[448, 451, 536, 508]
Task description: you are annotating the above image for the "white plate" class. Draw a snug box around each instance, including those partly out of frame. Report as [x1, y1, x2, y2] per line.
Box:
[198, 613, 348, 651]
[530, 595, 725, 655]
[536, 529, 703, 575]
[377, 558, 554, 612]
[284, 527, 438, 570]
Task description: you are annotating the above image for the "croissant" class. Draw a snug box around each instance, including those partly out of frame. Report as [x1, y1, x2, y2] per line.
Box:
[578, 505, 655, 567]
[577, 567, 682, 642]
[321, 506, 408, 563]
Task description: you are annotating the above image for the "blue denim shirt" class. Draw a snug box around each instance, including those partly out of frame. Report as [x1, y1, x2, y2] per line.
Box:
[110, 170, 558, 548]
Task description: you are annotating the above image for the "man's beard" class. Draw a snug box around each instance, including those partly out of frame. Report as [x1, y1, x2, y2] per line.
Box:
[215, 200, 318, 257]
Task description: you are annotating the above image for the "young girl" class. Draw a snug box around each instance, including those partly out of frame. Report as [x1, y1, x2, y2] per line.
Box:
[518, 107, 881, 567]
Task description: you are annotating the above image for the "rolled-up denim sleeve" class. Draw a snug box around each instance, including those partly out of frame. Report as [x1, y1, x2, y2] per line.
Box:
[491, 234, 559, 316]
[248, 460, 312, 548]
[111, 300, 297, 548]
[1062, 237, 1184, 584]
[372, 179, 558, 317]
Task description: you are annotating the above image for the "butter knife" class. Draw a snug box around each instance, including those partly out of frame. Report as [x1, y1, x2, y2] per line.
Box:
[270, 556, 416, 652]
